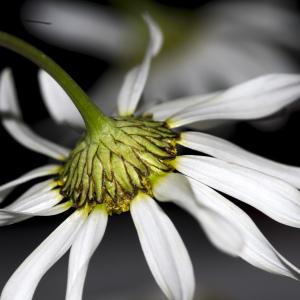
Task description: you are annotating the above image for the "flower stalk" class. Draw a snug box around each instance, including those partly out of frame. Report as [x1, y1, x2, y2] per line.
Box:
[0, 31, 110, 136]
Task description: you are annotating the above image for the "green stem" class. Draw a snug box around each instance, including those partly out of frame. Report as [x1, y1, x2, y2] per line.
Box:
[0, 31, 110, 135]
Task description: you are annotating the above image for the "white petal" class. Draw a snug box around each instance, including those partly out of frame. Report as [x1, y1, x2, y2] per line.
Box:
[0, 68, 70, 159]
[39, 201, 72, 216]
[142, 2, 300, 103]
[23, 0, 132, 60]
[6, 179, 58, 211]
[0, 202, 71, 226]
[3, 190, 62, 214]
[209, 2, 300, 50]
[179, 131, 300, 188]
[144, 92, 220, 121]
[176, 156, 300, 228]
[117, 15, 163, 116]
[187, 177, 300, 280]
[153, 173, 244, 256]
[0, 210, 86, 300]
[38, 70, 84, 128]
[154, 174, 300, 279]
[0, 165, 59, 203]
[130, 194, 195, 300]
[66, 206, 107, 300]
[0, 180, 71, 226]
[167, 74, 300, 128]
[1, 121, 70, 160]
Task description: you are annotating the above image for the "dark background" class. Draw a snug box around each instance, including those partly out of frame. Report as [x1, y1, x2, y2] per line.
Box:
[1, 0, 300, 299]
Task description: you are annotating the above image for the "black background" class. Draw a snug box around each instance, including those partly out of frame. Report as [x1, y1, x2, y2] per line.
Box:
[1, 1, 300, 299]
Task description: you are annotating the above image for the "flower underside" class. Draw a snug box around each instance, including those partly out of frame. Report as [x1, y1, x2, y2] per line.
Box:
[57, 116, 178, 214]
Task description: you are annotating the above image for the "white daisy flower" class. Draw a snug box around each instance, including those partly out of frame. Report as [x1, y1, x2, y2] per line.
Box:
[1, 16, 300, 300]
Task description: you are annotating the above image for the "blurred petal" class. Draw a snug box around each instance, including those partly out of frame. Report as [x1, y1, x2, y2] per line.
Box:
[179, 131, 300, 188]
[38, 70, 84, 128]
[0, 69, 70, 159]
[117, 15, 163, 116]
[175, 156, 300, 228]
[23, 0, 132, 60]
[209, 1, 300, 50]
[24, 0, 300, 113]
[167, 74, 300, 128]
[130, 194, 195, 300]
[0, 165, 59, 203]
[1, 210, 86, 300]
[66, 206, 107, 300]
[153, 173, 244, 256]
[188, 177, 300, 280]
[144, 2, 300, 102]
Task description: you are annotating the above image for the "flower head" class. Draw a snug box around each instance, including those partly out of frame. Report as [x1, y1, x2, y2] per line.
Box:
[1, 15, 300, 300]
[59, 115, 177, 214]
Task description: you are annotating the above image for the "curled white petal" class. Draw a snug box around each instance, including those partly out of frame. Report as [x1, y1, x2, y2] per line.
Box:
[0, 210, 86, 300]
[175, 155, 300, 228]
[167, 74, 300, 128]
[0, 165, 59, 203]
[154, 173, 300, 279]
[187, 177, 300, 279]
[179, 131, 300, 188]
[66, 206, 107, 300]
[0, 68, 70, 159]
[130, 194, 195, 300]
[117, 15, 163, 116]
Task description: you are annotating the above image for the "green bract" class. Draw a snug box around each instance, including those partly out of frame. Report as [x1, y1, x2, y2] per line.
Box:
[58, 116, 177, 214]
